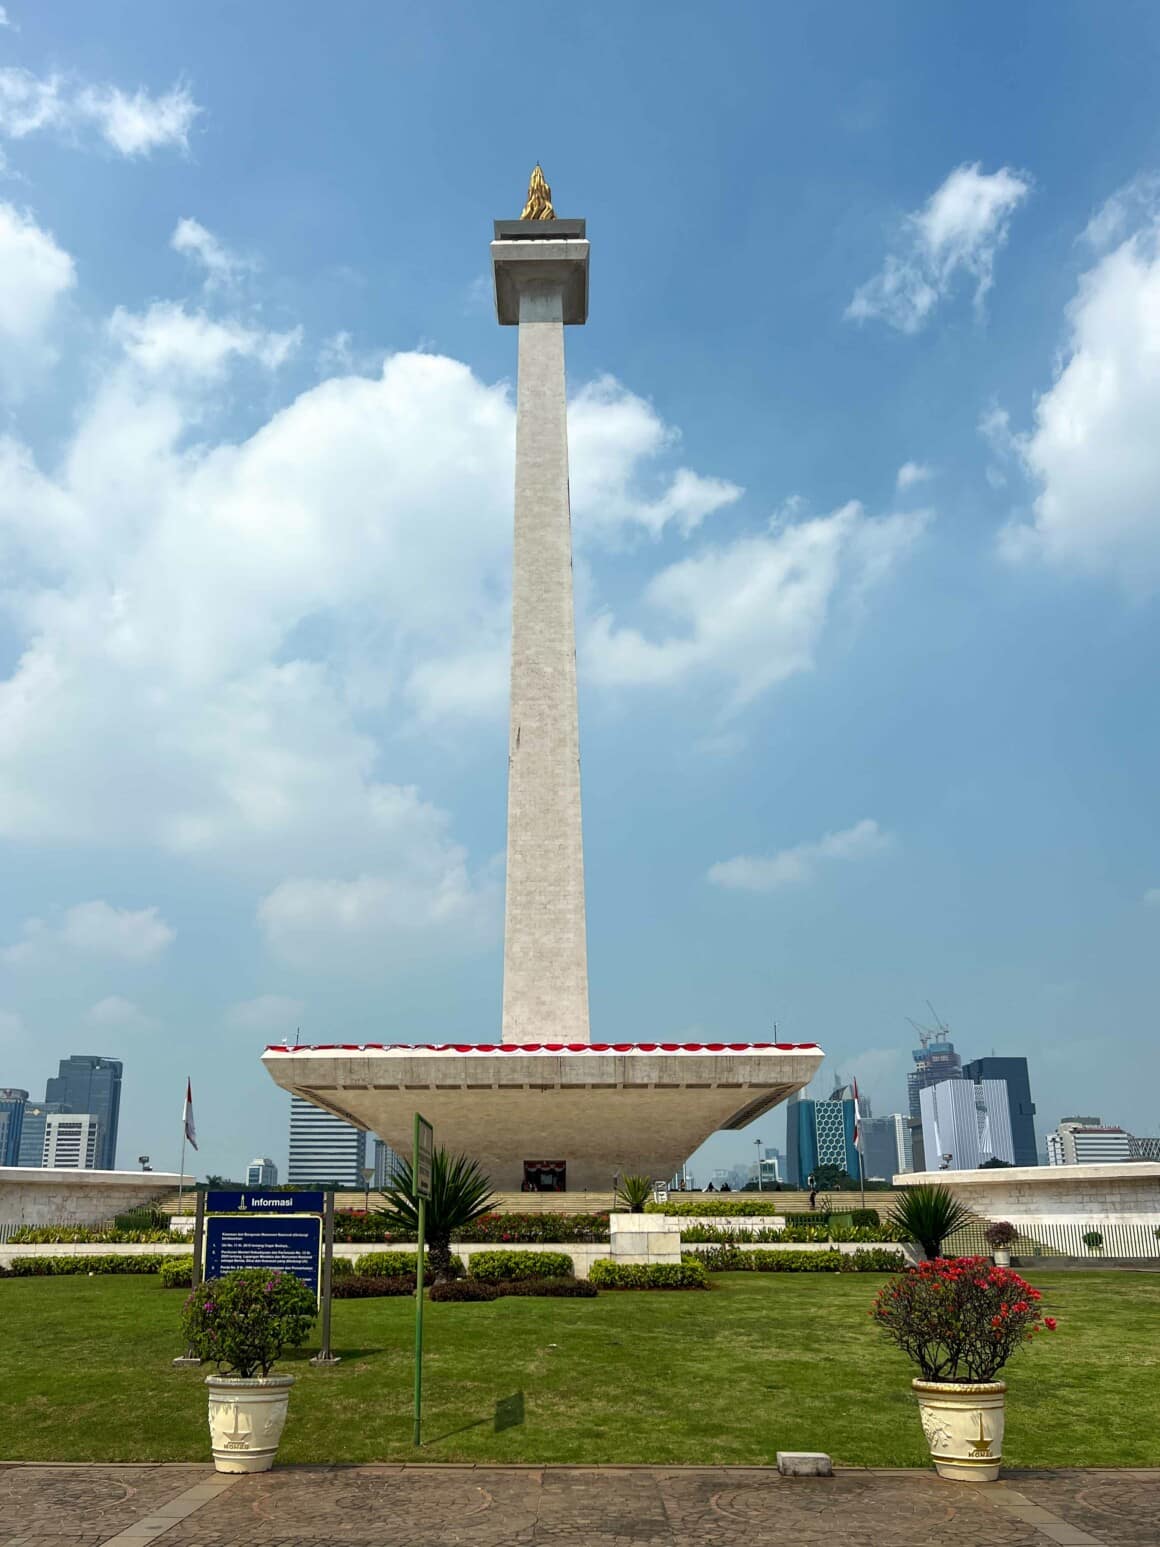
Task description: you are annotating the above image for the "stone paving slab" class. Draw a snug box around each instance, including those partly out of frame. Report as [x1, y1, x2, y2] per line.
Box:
[0, 1465, 214, 1545]
[0, 1464, 1156, 1547]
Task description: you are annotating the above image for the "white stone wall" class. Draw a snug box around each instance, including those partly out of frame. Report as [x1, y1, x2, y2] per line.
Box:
[899, 1163, 1160, 1226]
[0, 1168, 184, 1229]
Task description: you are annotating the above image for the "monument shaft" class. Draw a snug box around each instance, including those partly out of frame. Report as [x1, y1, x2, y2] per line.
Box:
[498, 253, 590, 1045]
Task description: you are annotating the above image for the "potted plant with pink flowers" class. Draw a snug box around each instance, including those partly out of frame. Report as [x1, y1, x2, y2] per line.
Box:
[871, 1257, 1057, 1482]
[181, 1268, 317, 1473]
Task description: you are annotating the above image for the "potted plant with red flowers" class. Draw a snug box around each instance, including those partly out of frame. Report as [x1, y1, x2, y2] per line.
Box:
[983, 1220, 1018, 1267]
[871, 1257, 1057, 1482]
[181, 1268, 317, 1473]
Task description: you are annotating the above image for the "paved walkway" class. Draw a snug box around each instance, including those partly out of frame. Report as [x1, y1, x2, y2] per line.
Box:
[2, 1463, 1157, 1547]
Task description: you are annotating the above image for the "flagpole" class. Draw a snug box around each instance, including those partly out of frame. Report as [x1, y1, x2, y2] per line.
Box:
[178, 1077, 190, 1214]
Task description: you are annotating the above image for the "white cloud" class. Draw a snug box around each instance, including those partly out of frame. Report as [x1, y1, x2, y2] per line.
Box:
[847, 163, 1031, 332]
[106, 300, 300, 380]
[997, 187, 1160, 590]
[896, 461, 932, 491]
[585, 502, 927, 708]
[224, 994, 306, 1033]
[1083, 174, 1160, 253]
[87, 995, 155, 1031]
[171, 218, 254, 292]
[1144, 888, 1160, 908]
[707, 818, 892, 893]
[0, 9, 14, 28]
[0, 67, 199, 156]
[2, 901, 175, 965]
[0, 202, 75, 381]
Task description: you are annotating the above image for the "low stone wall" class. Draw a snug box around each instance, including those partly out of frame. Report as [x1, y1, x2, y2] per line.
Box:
[608, 1213, 681, 1267]
[898, 1163, 1160, 1228]
[0, 1169, 187, 1231]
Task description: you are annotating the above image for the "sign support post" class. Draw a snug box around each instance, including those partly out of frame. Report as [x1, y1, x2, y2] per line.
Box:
[412, 1112, 433, 1447]
[310, 1188, 340, 1367]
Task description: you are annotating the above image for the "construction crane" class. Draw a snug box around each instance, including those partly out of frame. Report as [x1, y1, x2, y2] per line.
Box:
[906, 1001, 952, 1048]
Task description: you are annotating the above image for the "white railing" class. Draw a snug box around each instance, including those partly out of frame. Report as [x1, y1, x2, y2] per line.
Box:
[946, 1218, 1160, 1259]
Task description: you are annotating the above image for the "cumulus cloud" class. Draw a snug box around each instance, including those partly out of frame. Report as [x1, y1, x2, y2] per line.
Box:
[224, 994, 306, 1033]
[997, 182, 1160, 590]
[707, 818, 892, 892]
[847, 163, 1031, 333]
[896, 461, 932, 491]
[0, 202, 75, 389]
[585, 503, 927, 709]
[0, 66, 199, 156]
[2, 901, 175, 965]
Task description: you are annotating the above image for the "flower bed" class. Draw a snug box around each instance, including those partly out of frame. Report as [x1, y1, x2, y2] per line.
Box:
[3, 1253, 173, 1276]
[332, 1210, 612, 1245]
[8, 1226, 174, 1244]
[687, 1246, 907, 1273]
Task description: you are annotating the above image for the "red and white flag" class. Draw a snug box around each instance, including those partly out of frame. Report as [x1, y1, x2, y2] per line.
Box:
[182, 1078, 198, 1151]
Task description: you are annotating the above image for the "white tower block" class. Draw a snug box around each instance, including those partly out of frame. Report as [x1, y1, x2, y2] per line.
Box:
[491, 217, 591, 1045]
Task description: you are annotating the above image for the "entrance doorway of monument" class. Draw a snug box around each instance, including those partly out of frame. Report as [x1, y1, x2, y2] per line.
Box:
[523, 1160, 566, 1192]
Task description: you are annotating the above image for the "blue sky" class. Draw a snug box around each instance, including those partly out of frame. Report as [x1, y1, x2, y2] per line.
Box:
[1, 2, 1158, 1182]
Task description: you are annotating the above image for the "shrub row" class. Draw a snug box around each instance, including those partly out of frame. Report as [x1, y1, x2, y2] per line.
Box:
[332, 1210, 612, 1245]
[8, 1226, 175, 1244]
[353, 1251, 465, 1278]
[159, 1257, 194, 1288]
[588, 1259, 709, 1290]
[332, 1274, 417, 1298]
[686, 1246, 907, 1273]
[468, 1249, 573, 1282]
[5, 1253, 174, 1276]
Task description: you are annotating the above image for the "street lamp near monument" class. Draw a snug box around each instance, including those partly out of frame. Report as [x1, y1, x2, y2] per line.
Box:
[361, 1166, 375, 1213]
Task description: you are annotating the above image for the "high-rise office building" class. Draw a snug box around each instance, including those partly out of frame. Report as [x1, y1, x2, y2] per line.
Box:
[785, 1092, 858, 1186]
[246, 1157, 278, 1187]
[963, 1056, 1037, 1166]
[45, 1057, 122, 1170]
[42, 1112, 100, 1168]
[919, 1078, 1015, 1170]
[1046, 1118, 1132, 1165]
[1128, 1135, 1160, 1162]
[0, 1088, 28, 1166]
[373, 1137, 406, 1191]
[907, 1038, 962, 1122]
[862, 1113, 908, 1180]
[287, 1096, 366, 1186]
[16, 1102, 63, 1166]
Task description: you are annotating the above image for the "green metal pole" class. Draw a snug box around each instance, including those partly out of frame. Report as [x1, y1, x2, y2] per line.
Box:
[413, 1193, 426, 1446]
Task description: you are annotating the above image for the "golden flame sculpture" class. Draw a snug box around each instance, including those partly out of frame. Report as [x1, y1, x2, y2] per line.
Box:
[520, 164, 556, 221]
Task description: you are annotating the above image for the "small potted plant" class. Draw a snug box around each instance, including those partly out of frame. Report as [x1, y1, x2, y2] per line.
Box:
[871, 1257, 1057, 1482]
[181, 1268, 317, 1473]
[983, 1220, 1018, 1267]
[1082, 1230, 1103, 1254]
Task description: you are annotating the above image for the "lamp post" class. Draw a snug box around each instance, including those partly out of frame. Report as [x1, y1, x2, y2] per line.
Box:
[753, 1136, 764, 1192]
[361, 1165, 375, 1213]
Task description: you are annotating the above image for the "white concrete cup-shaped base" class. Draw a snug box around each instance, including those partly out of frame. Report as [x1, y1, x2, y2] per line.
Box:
[912, 1380, 1006, 1483]
[206, 1374, 295, 1473]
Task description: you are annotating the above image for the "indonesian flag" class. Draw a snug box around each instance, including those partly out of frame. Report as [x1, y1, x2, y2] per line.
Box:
[851, 1078, 863, 1152]
[183, 1078, 199, 1151]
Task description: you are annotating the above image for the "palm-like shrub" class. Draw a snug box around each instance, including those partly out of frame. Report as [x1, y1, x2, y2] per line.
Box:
[889, 1183, 973, 1260]
[615, 1174, 655, 1213]
[374, 1148, 495, 1281]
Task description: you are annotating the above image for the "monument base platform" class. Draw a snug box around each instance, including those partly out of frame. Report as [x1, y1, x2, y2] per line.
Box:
[262, 1042, 823, 1190]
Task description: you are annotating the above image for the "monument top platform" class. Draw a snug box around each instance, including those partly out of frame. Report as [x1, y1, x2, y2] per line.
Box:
[493, 218, 586, 240]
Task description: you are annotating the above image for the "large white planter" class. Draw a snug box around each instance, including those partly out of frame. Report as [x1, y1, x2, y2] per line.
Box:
[205, 1374, 294, 1473]
[913, 1379, 1006, 1483]
[992, 1248, 1011, 1268]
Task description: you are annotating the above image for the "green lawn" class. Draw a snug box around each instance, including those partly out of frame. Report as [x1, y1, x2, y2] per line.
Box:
[1, 1272, 1156, 1466]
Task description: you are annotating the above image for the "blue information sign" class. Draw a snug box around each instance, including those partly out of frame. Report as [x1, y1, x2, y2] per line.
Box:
[206, 1190, 324, 1215]
[204, 1214, 323, 1295]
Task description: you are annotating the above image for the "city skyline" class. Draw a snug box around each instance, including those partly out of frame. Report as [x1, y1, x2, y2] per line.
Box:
[1, 6, 1159, 1178]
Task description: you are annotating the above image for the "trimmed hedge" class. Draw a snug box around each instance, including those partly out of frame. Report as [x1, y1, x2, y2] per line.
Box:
[588, 1259, 710, 1290]
[333, 1274, 417, 1298]
[851, 1208, 881, 1228]
[687, 1246, 908, 1273]
[354, 1250, 464, 1278]
[455, 1211, 610, 1244]
[159, 1257, 193, 1289]
[468, 1249, 574, 1282]
[6, 1254, 172, 1276]
[645, 1199, 790, 1218]
[493, 1276, 597, 1298]
[8, 1226, 174, 1244]
[429, 1278, 498, 1302]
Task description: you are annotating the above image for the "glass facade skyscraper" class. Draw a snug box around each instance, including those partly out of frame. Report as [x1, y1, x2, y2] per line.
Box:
[962, 1056, 1038, 1167]
[44, 1056, 123, 1170]
[0, 1088, 29, 1166]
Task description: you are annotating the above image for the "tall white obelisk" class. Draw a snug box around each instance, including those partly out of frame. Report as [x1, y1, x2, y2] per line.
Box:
[491, 168, 591, 1046]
